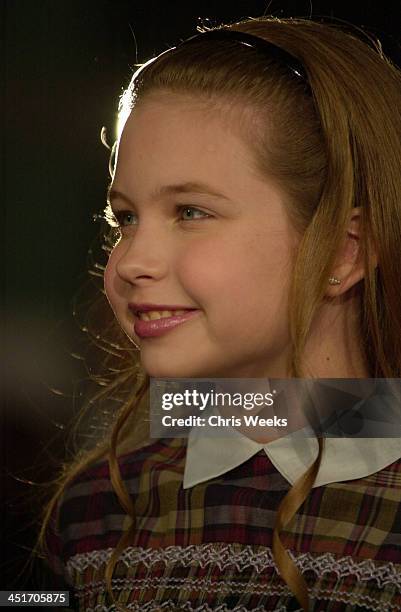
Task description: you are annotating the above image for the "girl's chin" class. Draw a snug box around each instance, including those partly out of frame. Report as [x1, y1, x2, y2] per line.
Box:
[141, 364, 230, 380]
[139, 358, 215, 379]
[142, 367, 202, 379]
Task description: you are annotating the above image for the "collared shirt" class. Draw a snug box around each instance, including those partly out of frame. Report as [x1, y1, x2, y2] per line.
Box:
[45, 431, 401, 611]
[183, 400, 401, 489]
[44, 373, 401, 611]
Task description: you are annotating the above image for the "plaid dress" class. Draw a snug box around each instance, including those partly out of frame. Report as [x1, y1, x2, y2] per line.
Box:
[45, 437, 401, 611]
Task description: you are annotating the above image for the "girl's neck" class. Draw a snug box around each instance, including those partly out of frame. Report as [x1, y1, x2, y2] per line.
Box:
[303, 289, 371, 379]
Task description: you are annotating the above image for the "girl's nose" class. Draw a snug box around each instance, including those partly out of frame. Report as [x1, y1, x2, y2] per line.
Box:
[115, 227, 169, 284]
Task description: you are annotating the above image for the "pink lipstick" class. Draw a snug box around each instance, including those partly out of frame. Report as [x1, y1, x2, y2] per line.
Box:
[134, 310, 200, 338]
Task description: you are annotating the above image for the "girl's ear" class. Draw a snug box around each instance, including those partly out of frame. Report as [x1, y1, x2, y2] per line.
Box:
[326, 206, 378, 298]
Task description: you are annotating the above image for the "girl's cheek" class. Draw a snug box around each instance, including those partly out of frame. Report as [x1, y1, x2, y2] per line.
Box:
[177, 249, 224, 295]
[103, 252, 119, 305]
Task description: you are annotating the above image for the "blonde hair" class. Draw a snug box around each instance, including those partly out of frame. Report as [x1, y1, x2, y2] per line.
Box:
[36, 15, 401, 611]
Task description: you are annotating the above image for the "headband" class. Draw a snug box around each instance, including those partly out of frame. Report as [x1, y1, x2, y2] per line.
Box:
[134, 28, 310, 93]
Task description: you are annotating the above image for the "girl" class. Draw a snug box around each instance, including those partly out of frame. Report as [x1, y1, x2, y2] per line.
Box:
[39, 15, 401, 611]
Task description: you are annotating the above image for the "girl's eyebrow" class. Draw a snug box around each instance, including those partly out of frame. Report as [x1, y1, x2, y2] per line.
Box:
[107, 181, 232, 207]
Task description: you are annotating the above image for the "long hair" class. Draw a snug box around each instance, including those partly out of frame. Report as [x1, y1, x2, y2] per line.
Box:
[36, 15, 401, 611]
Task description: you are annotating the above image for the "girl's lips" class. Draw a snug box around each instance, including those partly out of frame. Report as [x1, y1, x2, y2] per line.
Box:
[134, 310, 200, 338]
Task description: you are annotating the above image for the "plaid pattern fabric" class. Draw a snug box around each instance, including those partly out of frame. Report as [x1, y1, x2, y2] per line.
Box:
[45, 437, 401, 611]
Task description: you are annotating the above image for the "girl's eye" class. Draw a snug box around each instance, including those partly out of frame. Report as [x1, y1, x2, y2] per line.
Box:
[101, 204, 211, 230]
[98, 207, 137, 229]
[177, 206, 211, 221]
[113, 210, 137, 227]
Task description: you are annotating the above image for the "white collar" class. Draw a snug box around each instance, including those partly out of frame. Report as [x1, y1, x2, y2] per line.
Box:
[183, 402, 401, 489]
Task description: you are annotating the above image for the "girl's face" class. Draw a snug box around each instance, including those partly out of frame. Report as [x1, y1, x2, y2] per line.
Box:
[104, 93, 300, 378]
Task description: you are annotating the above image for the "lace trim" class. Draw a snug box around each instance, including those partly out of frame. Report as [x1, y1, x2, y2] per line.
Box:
[67, 543, 401, 589]
[75, 576, 288, 597]
[71, 577, 401, 612]
[84, 604, 289, 612]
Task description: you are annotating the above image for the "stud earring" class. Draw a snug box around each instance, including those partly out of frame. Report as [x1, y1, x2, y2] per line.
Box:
[328, 277, 341, 285]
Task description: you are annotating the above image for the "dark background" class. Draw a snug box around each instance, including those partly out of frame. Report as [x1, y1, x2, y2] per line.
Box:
[3, 0, 401, 591]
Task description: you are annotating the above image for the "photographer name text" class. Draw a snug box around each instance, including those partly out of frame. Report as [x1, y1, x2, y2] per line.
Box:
[161, 414, 287, 428]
